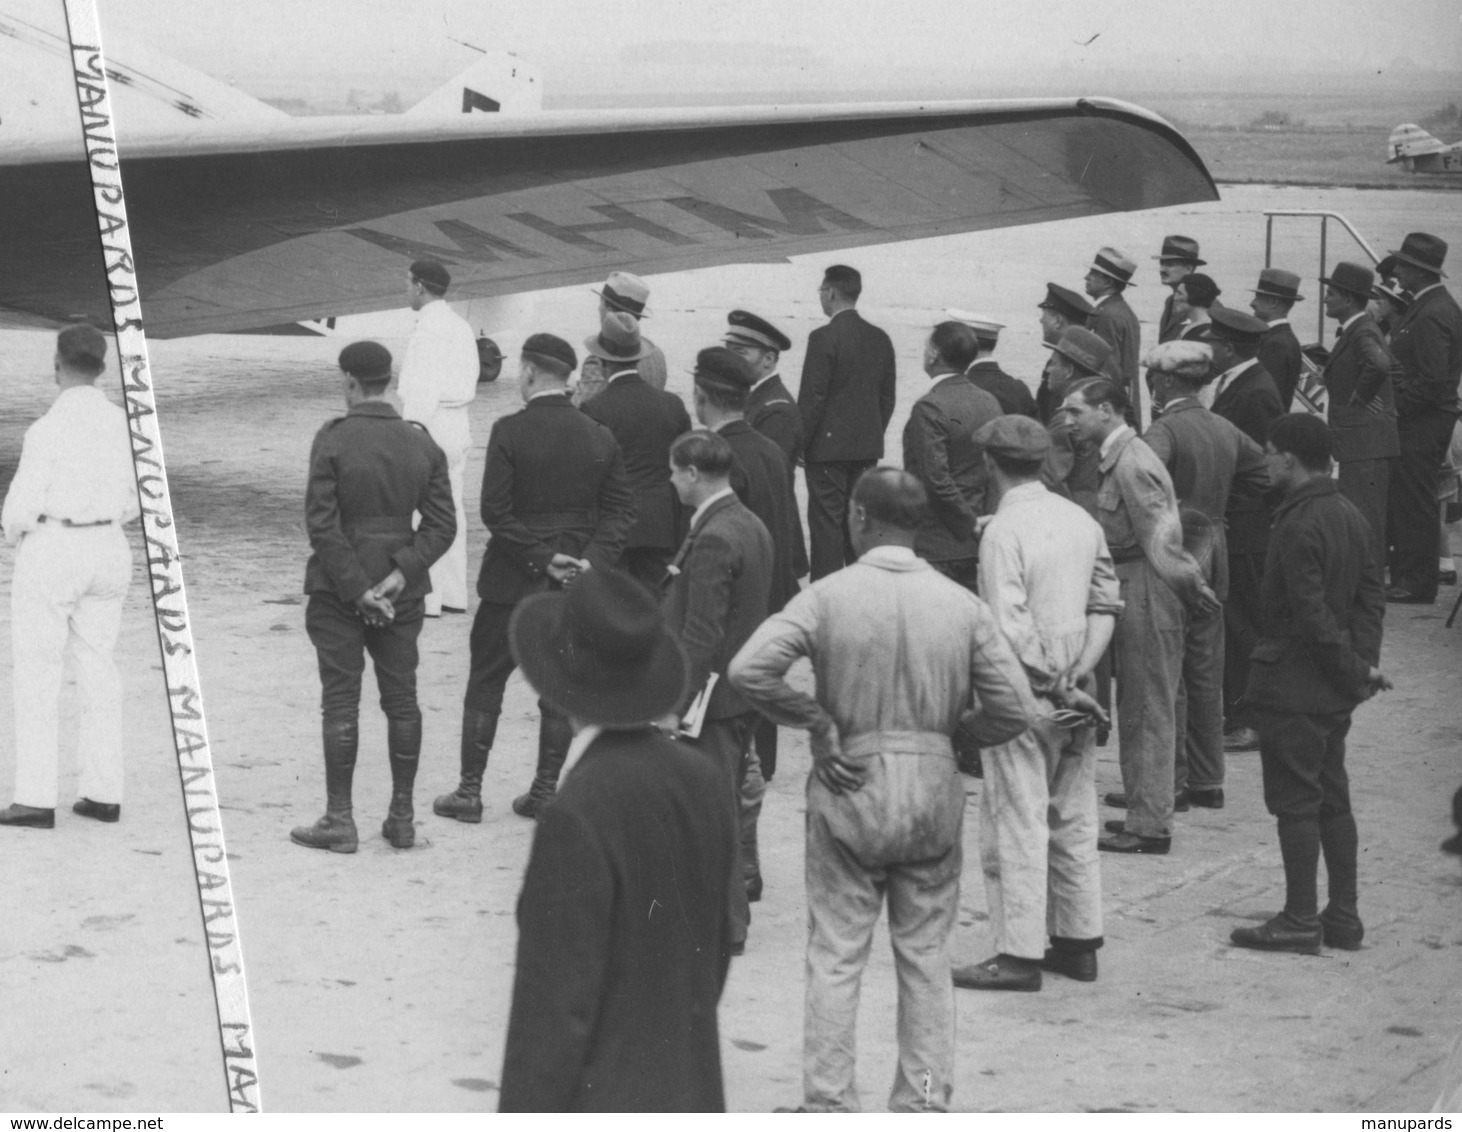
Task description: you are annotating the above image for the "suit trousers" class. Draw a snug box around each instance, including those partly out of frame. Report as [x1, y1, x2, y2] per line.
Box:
[1173, 604, 1226, 792]
[10, 525, 131, 809]
[425, 407, 470, 616]
[1113, 559, 1184, 839]
[1388, 410, 1455, 599]
[806, 460, 875, 580]
[1337, 457, 1390, 571]
[979, 712, 1101, 960]
[306, 591, 424, 725]
[1223, 551, 1265, 728]
[687, 713, 757, 947]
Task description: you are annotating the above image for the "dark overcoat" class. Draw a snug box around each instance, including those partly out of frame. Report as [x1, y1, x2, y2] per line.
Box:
[901, 373, 1002, 562]
[720, 418, 806, 607]
[797, 309, 897, 463]
[1323, 312, 1400, 463]
[745, 373, 803, 464]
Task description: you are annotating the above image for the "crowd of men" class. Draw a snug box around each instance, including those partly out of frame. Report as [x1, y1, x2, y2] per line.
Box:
[2, 230, 1459, 1111]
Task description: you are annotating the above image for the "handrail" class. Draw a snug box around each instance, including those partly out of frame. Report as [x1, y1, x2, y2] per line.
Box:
[1264, 210, 1380, 346]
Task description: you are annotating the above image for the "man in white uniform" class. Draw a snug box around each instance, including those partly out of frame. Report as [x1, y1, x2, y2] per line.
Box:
[1, 324, 139, 829]
[399, 257, 481, 617]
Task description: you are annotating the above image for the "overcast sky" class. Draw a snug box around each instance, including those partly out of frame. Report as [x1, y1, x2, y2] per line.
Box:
[81, 0, 1462, 97]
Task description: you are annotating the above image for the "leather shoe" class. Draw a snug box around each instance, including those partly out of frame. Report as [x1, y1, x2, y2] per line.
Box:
[0, 803, 55, 829]
[1187, 787, 1224, 809]
[1104, 818, 1127, 834]
[1320, 910, 1364, 951]
[1223, 726, 1260, 752]
[1229, 914, 1321, 954]
[73, 798, 120, 823]
[1098, 831, 1170, 854]
[1385, 585, 1434, 605]
[1105, 790, 1188, 813]
[952, 954, 1041, 992]
[746, 873, 764, 903]
[1040, 948, 1098, 982]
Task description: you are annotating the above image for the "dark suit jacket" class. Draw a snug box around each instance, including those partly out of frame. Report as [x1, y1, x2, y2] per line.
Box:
[304, 400, 455, 603]
[1258, 320, 1304, 410]
[500, 727, 732, 1112]
[798, 308, 896, 462]
[1390, 283, 1462, 419]
[965, 359, 1038, 418]
[1041, 417, 1101, 517]
[902, 373, 1002, 561]
[664, 493, 773, 721]
[1158, 292, 1184, 344]
[582, 373, 692, 551]
[745, 373, 803, 465]
[721, 419, 805, 608]
[1323, 312, 1400, 463]
[1244, 478, 1385, 715]
[1211, 360, 1285, 447]
[1091, 292, 1142, 406]
[477, 393, 634, 606]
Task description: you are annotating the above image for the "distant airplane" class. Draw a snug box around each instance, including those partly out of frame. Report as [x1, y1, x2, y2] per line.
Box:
[2, 7, 1219, 341]
[1387, 124, 1462, 174]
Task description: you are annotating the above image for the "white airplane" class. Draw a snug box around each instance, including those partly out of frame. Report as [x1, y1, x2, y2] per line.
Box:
[2, 5, 1219, 351]
[1387, 124, 1462, 174]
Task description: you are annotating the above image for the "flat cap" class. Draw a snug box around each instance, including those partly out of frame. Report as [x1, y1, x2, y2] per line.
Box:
[1201, 307, 1270, 342]
[724, 309, 791, 352]
[1038, 282, 1094, 322]
[1090, 246, 1137, 286]
[409, 258, 451, 291]
[975, 414, 1051, 462]
[338, 340, 393, 380]
[694, 346, 756, 395]
[56, 322, 108, 369]
[945, 309, 1005, 342]
[1143, 339, 1214, 382]
[521, 332, 577, 373]
[1049, 326, 1113, 376]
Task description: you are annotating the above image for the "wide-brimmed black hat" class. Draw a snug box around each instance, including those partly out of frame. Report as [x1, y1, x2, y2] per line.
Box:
[1388, 232, 1448, 278]
[509, 569, 689, 727]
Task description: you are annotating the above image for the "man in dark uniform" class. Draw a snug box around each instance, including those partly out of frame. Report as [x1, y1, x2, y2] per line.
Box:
[1040, 327, 1114, 516]
[1385, 232, 1462, 604]
[902, 320, 1002, 590]
[1155, 235, 1205, 344]
[580, 312, 692, 589]
[1034, 282, 1096, 422]
[1230, 414, 1389, 955]
[499, 568, 732, 1111]
[950, 309, 1038, 418]
[724, 309, 804, 466]
[1249, 268, 1306, 410]
[1203, 309, 1285, 445]
[1084, 247, 1143, 424]
[434, 334, 635, 823]
[292, 341, 456, 854]
[1320, 262, 1398, 567]
[799, 264, 897, 579]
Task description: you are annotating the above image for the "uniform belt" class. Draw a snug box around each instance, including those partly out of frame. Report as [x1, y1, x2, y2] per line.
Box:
[1110, 545, 1145, 564]
[38, 515, 113, 528]
[344, 517, 414, 534]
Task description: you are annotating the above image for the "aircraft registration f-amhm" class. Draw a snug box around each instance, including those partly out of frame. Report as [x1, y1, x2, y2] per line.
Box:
[2, 12, 1219, 339]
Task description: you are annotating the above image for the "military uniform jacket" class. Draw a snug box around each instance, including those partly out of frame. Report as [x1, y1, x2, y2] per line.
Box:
[720, 418, 806, 609]
[1323, 312, 1400, 463]
[798, 309, 897, 463]
[1244, 478, 1385, 715]
[902, 373, 1002, 562]
[1258, 320, 1304, 411]
[745, 373, 803, 465]
[304, 400, 456, 603]
[582, 373, 692, 551]
[966, 359, 1038, 418]
[664, 493, 773, 722]
[1390, 283, 1462, 420]
[1211, 360, 1284, 448]
[499, 727, 733, 1112]
[477, 393, 634, 606]
[1091, 292, 1142, 401]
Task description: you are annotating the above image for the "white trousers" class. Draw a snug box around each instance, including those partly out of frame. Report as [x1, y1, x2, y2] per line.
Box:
[10, 525, 132, 808]
[425, 408, 470, 616]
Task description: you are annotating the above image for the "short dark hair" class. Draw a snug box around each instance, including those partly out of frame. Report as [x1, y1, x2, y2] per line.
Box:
[823, 264, 862, 302]
[1179, 273, 1220, 308]
[521, 333, 576, 377]
[851, 467, 930, 532]
[987, 448, 1047, 479]
[1070, 377, 1131, 419]
[56, 322, 107, 377]
[929, 321, 979, 371]
[670, 429, 734, 477]
[410, 257, 450, 297]
[1268, 412, 1332, 471]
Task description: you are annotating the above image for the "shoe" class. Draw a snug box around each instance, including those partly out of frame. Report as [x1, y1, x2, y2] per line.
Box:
[746, 873, 764, 903]
[434, 708, 496, 823]
[1223, 726, 1260, 752]
[1187, 787, 1224, 809]
[290, 812, 359, 853]
[952, 954, 1042, 992]
[1439, 569, 1457, 588]
[0, 803, 55, 829]
[441, 605, 468, 614]
[1229, 914, 1322, 955]
[728, 939, 746, 957]
[1385, 586, 1434, 605]
[1104, 818, 1127, 834]
[1106, 791, 1189, 813]
[1098, 831, 1171, 854]
[73, 798, 120, 823]
[1040, 948, 1098, 982]
[1320, 909, 1364, 951]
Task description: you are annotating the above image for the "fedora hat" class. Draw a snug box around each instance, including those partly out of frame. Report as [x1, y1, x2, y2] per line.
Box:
[1153, 235, 1205, 265]
[1089, 247, 1137, 286]
[1050, 326, 1113, 376]
[584, 310, 653, 363]
[593, 270, 652, 316]
[1252, 268, 1305, 303]
[1388, 232, 1448, 278]
[1320, 262, 1376, 300]
[509, 569, 689, 728]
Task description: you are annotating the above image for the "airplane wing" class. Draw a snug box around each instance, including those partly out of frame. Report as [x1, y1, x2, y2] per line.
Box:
[3, 96, 1218, 338]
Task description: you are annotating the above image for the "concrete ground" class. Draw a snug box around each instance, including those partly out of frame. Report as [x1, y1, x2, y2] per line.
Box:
[1, 184, 1459, 1112]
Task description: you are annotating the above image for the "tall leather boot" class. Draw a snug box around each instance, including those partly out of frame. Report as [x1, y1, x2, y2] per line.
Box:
[291, 719, 359, 853]
[1319, 809, 1363, 948]
[382, 715, 422, 849]
[434, 708, 497, 823]
[512, 706, 573, 819]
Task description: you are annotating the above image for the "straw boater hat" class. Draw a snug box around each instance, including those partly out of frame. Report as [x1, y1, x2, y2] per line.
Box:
[584, 310, 654, 363]
[1049, 326, 1114, 376]
[1319, 262, 1376, 300]
[1251, 268, 1306, 303]
[509, 568, 689, 728]
[593, 271, 653, 316]
[1387, 232, 1448, 278]
[1153, 235, 1206, 266]
[1089, 247, 1137, 287]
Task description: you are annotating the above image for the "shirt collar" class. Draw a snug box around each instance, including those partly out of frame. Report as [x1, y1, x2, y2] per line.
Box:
[1338, 311, 1365, 334]
[1100, 423, 1134, 461]
[527, 388, 568, 402]
[1266, 317, 1290, 328]
[856, 544, 922, 569]
[995, 480, 1048, 511]
[1093, 293, 1112, 308]
[690, 486, 735, 530]
[750, 372, 780, 393]
[1413, 281, 1444, 300]
[348, 399, 401, 419]
[559, 724, 605, 784]
[607, 368, 638, 384]
[1219, 357, 1259, 383]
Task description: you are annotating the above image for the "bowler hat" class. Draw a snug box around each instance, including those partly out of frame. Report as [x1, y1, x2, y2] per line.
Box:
[975, 414, 1050, 462]
[1388, 232, 1448, 277]
[945, 309, 1005, 344]
[409, 258, 451, 292]
[594, 271, 652, 316]
[1320, 262, 1376, 300]
[338, 340, 393, 380]
[584, 310, 653, 362]
[1089, 247, 1137, 287]
[1153, 235, 1205, 265]
[1038, 282, 1094, 323]
[56, 322, 108, 369]
[725, 309, 790, 352]
[510, 569, 689, 728]
[1050, 327, 1113, 376]
[694, 346, 755, 395]
[1202, 307, 1270, 343]
[1252, 268, 1305, 303]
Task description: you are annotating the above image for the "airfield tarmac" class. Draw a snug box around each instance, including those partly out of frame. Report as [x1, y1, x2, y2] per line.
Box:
[1, 183, 1460, 1112]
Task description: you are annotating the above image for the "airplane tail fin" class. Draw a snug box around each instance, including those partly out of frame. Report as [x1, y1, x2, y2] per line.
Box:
[405, 52, 542, 118]
[1388, 123, 1444, 163]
